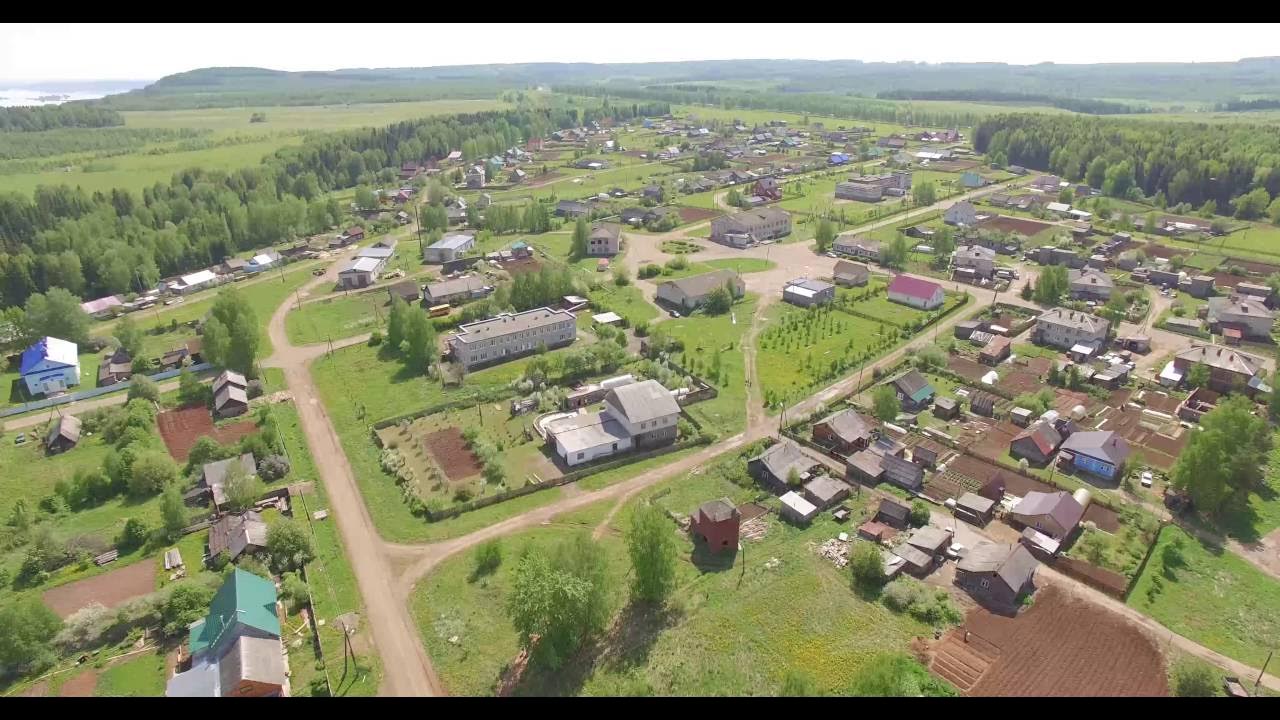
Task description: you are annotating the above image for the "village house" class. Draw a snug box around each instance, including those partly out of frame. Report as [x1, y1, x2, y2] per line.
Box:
[448, 307, 576, 370]
[20, 336, 81, 396]
[1170, 344, 1266, 395]
[424, 233, 476, 263]
[588, 223, 621, 256]
[97, 346, 133, 387]
[754, 177, 782, 201]
[875, 498, 911, 529]
[546, 379, 680, 467]
[80, 295, 123, 319]
[655, 269, 746, 310]
[783, 277, 835, 307]
[846, 435, 908, 486]
[954, 492, 996, 526]
[709, 207, 792, 247]
[166, 569, 285, 697]
[812, 408, 875, 455]
[1069, 268, 1115, 301]
[1034, 308, 1110, 353]
[555, 200, 591, 219]
[881, 453, 926, 491]
[690, 498, 740, 554]
[945, 201, 979, 228]
[748, 440, 819, 493]
[172, 269, 219, 295]
[878, 136, 907, 149]
[465, 167, 485, 189]
[887, 275, 944, 310]
[890, 369, 935, 410]
[1009, 421, 1063, 466]
[208, 511, 269, 562]
[779, 491, 820, 525]
[832, 235, 881, 262]
[1206, 295, 1275, 340]
[980, 335, 1012, 365]
[1029, 175, 1064, 193]
[641, 185, 665, 203]
[832, 260, 871, 287]
[1009, 491, 1085, 541]
[423, 275, 491, 306]
[955, 543, 1038, 613]
[802, 475, 851, 511]
[951, 245, 996, 279]
[45, 414, 82, 454]
[387, 280, 421, 305]
[199, 454, 257, 511]
[1059, 430, 1130, 481]
[212, 370, 249, 419]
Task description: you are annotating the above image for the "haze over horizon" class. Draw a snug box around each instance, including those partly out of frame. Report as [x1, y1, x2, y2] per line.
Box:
[2, 22, 1278, 83]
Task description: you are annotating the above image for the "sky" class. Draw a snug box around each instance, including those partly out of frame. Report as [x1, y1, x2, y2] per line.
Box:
[2, 23, 1279, 83]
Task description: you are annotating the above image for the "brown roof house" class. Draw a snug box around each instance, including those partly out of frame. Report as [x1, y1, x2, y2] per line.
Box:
[875, 498, 911, 529]
[955, 542, 1039, 614]
[833, 260, 871, 288]
[811, 408, 874, 455]
[208, 510, 269, 562]
[213, 370, 249, 419]
[690, 498, 740, 554]
[98, 347, 133, 387]
[1009, 491, 1085, 541]
[747, 440, 818, 493]
[1009, 421, 1063, 466]
[655, 270, 746, 311]
[954, 492, 996, 526]
[45, 414, 82, 454]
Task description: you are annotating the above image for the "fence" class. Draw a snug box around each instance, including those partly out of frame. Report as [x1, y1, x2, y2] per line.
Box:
[0, 362, 214, 419]
[420, 436, 712, 522]
[1048, 555, 1130, 599]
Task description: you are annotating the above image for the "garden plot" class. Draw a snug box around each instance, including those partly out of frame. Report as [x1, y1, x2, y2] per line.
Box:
[156, 407, 258, 462]
[42, 558, 157, 618]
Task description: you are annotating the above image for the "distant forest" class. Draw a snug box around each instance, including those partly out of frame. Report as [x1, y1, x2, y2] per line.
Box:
[0, 100, 666, 308]
[0, 104, 124, 132]
[875, 90, 1144, 115]
[87, 58, 1280, 111]
[974, 113, 1280, 215]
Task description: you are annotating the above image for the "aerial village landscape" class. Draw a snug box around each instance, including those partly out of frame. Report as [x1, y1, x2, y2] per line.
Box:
[0, 23, 1279, 699]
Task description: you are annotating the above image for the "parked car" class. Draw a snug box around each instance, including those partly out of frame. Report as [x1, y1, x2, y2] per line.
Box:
[1140, 470, 1154, 488]
[14, 433, 26, 445]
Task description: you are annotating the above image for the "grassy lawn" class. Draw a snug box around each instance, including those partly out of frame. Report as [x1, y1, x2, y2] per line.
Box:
[1011, 343, 1060, 360]
[1128, 526, 1280, 668]
[661, 295, 758, 437]
[587, 283, 659, 326]
[756, 301, 907, 408]
[411, 446, 934, 696]
[286, 292, 387, 346]
[93, 650, 167, 697]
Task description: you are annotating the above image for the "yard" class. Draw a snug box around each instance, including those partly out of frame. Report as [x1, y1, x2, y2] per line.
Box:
[660, 295, 759, 437]
[412, 447, 936, 696]
[1128, 525, 1280, 668]
[286, 291, 388, 346]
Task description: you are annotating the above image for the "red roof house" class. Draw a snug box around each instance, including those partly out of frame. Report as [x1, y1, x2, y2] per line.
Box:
[887, 275, 944, 310]
[754, 177, 782, 202]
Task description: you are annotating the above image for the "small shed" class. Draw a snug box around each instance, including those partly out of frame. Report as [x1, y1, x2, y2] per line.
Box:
[164, 548, 185, 571]
[933, 397, 959, 420]
[779, 491, 819, 525]
[874, 498, 911, 529]
[802, 475, 851, 510]
[970, 391, 998, 417]
[906, 526, 952, 556]
[955, 492, 996, 526]
[45, 414, 82, 454]
[911, 440, 941, 468]
[858, 520, 897, 543]
[891, 544, 934, 576]
[1010, 407, 1034, 427]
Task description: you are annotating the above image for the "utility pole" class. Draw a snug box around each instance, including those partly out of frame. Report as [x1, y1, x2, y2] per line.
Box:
[295, 287, 303, 311]
[1257, 649, 1273, 689]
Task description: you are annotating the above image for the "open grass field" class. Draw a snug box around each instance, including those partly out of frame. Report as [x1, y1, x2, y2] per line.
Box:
[0, 100, 509, 197]
[588, 283, 659, 326]
[412, 447, 934, 696]
[92, 650, 168, 697]
[1128, 525, 1280, 668]
[661, 295, 758, 437]
[287, 291, 387, 346]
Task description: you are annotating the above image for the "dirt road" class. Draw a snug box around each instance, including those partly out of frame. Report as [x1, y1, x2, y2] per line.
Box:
[263, 261, 443, 697]
[4, 376, 194, 432]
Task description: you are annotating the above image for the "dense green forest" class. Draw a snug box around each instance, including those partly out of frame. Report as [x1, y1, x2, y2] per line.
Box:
[0, 104, 124, 132]
[875, 90, 1144, 115]
[973, 114, 1280, 215]
[0, 127, 205, 161]
[0, 100, 666, 309]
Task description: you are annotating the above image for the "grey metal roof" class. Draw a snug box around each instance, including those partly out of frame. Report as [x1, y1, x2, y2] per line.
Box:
[877, 498, 910, 522]
[907, 526, 951, 554]
[214, 384, 248, 412]
[786, 277, 835, 294]
[660, 269, 742, 300]
[604, 379, 680, 424]
[892, 544, 932, 570]
[208, 511, 268, 560]
[1060, 431, 1130, 465]
[1037, 308, 1108, 333]
[426, 275, 488, 299]
[803, 475, 849, 503]
[816, 409, 874, 445]
[212, 370, 247, 396]
[957, 492, 996, 514]
[958, 542, 1039, 591]
[356, 246, 395, 259]
[429, 233, 475, 251]
[1012, 491, 1084, 532]
[753, 440, 813, 482]
[1069, 268, 1114, 288]
[452, 307, 574, 345]
[202, 454, 257, 506]
[549, 413, 630, 454]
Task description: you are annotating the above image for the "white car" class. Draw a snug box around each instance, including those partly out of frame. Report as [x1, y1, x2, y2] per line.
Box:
[1140, 471, 1154, 488]
[945, 544, 966, 560]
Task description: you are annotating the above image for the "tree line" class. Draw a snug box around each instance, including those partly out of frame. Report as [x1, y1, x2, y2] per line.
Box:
[876, 89, 1145, 115]
[973, 113, 1280, 217]
[0, 104, 124, 132]
[0, 104, 637, 309]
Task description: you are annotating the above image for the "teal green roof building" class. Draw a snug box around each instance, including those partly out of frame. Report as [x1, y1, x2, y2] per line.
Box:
[188, 568, 281, 656]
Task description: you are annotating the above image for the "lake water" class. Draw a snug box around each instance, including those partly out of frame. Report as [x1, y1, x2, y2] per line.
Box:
[0, 85, 143, 107]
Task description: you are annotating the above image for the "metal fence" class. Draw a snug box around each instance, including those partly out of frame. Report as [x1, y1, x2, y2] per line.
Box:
[0, 362, 213, 419]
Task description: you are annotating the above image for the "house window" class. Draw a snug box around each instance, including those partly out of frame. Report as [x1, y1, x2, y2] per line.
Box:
[577, 452, 584, 460]
[979, 578, 990, 589]
[611, 443, 618, 451]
